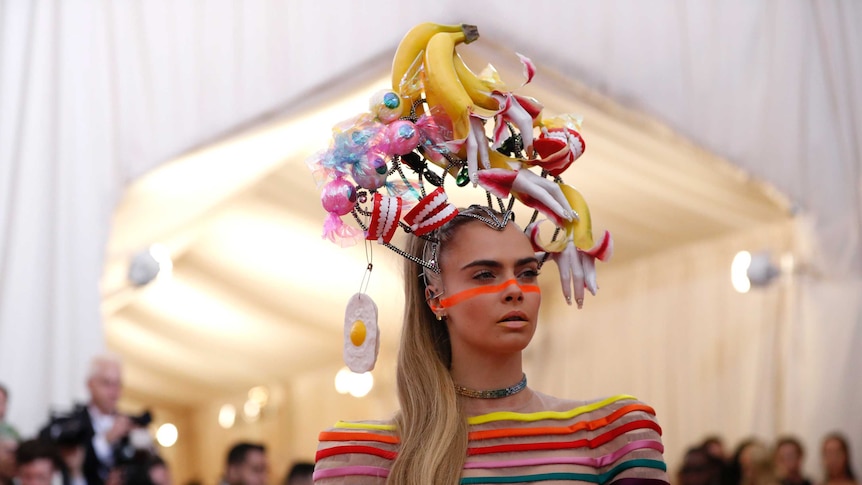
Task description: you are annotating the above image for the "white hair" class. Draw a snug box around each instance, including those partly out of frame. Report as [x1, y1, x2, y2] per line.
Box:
[87, 353, 123, 381]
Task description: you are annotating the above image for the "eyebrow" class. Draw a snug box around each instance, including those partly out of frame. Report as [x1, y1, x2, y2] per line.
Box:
[460, 256, 539, 271]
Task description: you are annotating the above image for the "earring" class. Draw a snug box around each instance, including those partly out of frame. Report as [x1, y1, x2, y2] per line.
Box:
[436, 313, 442, 321]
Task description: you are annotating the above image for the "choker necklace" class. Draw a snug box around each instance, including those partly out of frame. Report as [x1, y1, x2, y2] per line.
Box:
[453, 374, 527, 399]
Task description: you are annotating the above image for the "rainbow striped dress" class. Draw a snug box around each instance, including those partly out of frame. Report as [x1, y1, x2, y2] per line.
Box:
[313, 393, 669, 484]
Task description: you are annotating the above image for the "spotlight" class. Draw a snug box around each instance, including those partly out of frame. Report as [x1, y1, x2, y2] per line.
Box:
[128, 244, 173, 286]
[156, 423, 178, 447]
[218, 404, 236, 429]
[731, 250, 780, 293]
[334, 366, 374, 398]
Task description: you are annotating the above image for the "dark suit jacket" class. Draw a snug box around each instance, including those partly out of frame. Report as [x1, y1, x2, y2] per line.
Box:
[40, 404, 112, 485]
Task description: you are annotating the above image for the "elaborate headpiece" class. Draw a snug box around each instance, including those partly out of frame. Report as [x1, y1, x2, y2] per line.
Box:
[307, 23, 613, 373]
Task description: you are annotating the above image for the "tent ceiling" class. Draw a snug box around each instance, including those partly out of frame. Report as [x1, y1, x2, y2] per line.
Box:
[100, 39, 791, 408]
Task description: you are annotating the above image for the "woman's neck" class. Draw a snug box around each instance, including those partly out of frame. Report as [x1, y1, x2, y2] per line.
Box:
[449, 352, 532, 415]
[449, 352, 523, 391]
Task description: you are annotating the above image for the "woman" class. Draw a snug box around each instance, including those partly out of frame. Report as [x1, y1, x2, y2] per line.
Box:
[313, 205, 669, 484]
[821, 433, 857, 485]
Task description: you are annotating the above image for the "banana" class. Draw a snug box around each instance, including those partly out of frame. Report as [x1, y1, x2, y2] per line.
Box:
[559, 184, 596, 251]
[390, 23, 478, 105]
[424, 31, 497, 140]
[453, 52, 504, 111]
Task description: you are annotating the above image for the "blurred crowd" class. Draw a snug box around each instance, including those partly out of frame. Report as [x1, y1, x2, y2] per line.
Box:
[0, 355, 313, 485]
[678, 434, 858, 485]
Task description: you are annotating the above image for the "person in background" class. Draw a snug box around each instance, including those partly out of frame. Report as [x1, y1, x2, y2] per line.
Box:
[727, 438, 778, 485]
[146, 456, 172, 485]
[120, 455, 172, 485]
[821, 433, 857, 485]
[678, 446, 723, 485]
[15, 440, 61, 485]
[222, 443, 268, 485]
[0, 385, 20, 442]
[64, 354, 133, 485]
[0, 428, 17, 485]
[703, 435, 729, 465]
[775, 436, 812, 485]
[283, 462, 313, 485]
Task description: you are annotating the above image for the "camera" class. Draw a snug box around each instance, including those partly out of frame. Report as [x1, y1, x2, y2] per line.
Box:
[115, 410, 155, 465]
[128, 410, 152, 427]
[41, 406, 93, 446]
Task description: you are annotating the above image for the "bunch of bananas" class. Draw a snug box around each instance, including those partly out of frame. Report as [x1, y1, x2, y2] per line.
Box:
[389, 22, 612, 307]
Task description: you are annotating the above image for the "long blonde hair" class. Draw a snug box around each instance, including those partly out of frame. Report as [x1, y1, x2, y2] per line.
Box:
[386, 209, 493, 485]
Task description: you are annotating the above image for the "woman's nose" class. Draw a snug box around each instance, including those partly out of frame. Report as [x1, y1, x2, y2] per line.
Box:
[501, 279, 524, 302]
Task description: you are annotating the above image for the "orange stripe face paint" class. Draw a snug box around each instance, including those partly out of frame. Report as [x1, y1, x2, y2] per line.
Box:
[437, 279, 540, 309]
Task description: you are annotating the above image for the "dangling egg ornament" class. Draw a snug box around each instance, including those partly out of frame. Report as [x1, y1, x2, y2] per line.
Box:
[321, 177, 357, 216]
[386, 119, 420, 156]
[343, 293, 380, 373]
[369, 89, 404, 124]
[351, 151, 389, 190]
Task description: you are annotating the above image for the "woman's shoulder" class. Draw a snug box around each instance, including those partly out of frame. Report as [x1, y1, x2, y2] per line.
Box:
[314, 418, 397, 484]
[524, 391, 662, 420]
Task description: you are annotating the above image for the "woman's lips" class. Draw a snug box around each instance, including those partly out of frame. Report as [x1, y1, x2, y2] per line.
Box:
[497, 312, 529, 329]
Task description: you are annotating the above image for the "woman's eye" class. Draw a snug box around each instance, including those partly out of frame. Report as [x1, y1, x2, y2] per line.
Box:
[519, 269, 540, 280]
[473, 271, 495, 281]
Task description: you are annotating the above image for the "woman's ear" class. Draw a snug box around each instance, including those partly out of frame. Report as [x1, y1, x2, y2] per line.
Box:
[425, 286, 443, 313]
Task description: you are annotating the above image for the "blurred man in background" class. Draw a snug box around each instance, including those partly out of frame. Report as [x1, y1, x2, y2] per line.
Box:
[283, 462, 313, 485]
[15, 439, 61, 485]
[222, 443, 268, 485]
[41, 355, 133, 485]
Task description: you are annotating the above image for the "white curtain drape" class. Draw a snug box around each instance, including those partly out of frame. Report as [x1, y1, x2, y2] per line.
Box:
[1, 0, 859, 476]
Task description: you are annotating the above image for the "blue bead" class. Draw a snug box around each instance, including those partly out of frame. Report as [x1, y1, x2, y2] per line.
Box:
[383, 92, 400, 109]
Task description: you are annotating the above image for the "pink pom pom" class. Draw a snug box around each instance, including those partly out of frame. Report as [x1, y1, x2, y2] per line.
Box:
[386, 120, 420, 156]
[321, 177, 357, 216]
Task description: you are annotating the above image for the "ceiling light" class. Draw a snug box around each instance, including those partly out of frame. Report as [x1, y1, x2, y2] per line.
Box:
[732, 250, 780, 293]
[218, 404, 236, 429]
[128, 244, 173, 286]
[334, 367, 352, 394]
[248, 386, 269, 407]
[156, 423, 178, 447]
[334, 366, 374, 397]
[731, 251, 752, 293]
[348, 372, 374, 398]
[243, 399, 261, 422]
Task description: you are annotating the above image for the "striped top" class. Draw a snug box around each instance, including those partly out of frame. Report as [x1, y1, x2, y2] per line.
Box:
[314, 393, 669, 485]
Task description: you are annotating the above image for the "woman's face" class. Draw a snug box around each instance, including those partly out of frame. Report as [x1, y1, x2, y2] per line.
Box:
[433, 222, 541, 360]
[823, 437, 847, 478]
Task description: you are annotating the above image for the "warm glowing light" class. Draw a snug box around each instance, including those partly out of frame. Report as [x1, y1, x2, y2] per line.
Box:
[349, 372, 374, 398]
[149, 244, 173, 280]
[334, 367, 352, 394]
[218, 404, 236, 429]
[731, 251, 752, 293]
[243, 399, 261, 422]
[334, 367, 374, 398]
[248, 386, 269, 407]
[156, 423, 178, 447]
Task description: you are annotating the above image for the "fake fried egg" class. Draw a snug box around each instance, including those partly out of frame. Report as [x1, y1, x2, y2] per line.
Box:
[343, 293, 379, 373]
